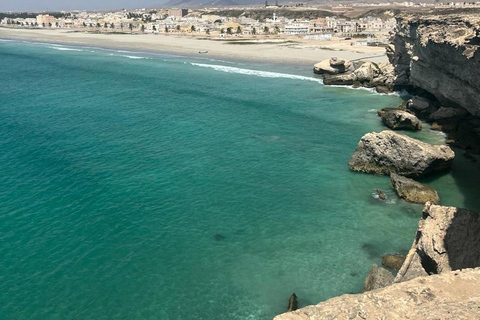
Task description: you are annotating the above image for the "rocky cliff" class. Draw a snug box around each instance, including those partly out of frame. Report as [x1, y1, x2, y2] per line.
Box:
[274, 203, 480, 320]
[390, 14, 480, 117]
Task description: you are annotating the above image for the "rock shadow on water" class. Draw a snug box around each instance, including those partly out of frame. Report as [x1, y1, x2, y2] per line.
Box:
[361, 242, 385, 260]
[443, 147, 480, 211]
[213, 233, 226, 241]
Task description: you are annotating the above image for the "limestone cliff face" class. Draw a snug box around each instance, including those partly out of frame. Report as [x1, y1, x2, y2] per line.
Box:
[390, 14, 480, 116]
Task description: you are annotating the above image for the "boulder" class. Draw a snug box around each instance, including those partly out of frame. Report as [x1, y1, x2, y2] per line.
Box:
[349, 131, 455, 177]
[395, 202, 480, 283]
[364, 264, 394, 292]
[374, 85, 392, 94]
[390, 172, 439, 204]
[313, 57, 351, 75]
[407, 97, 437, 119]
[353, 62, 374, 82]
[381, 254, 406, 271]
[322, 73, 356, 86]
[381, 110, 422, 131]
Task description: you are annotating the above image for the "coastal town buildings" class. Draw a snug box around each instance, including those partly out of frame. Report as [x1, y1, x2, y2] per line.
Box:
[6, 1, 472, 39]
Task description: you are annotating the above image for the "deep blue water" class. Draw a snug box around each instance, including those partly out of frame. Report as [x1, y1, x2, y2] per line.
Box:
[1, 39, 479, 320]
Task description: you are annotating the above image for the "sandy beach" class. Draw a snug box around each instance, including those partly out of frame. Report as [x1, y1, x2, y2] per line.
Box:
[0, 27, 388, 65]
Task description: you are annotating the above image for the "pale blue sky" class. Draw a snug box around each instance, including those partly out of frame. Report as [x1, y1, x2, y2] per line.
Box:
[0, 0, 168, 12]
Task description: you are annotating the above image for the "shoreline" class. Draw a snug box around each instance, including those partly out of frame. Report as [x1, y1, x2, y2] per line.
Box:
[0, 27, 388, 66]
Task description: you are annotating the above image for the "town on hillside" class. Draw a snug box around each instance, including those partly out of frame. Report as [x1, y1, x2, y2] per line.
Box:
[2, 2, 480, 45]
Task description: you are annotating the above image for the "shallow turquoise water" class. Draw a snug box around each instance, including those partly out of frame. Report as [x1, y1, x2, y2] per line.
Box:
[0, 40, 479, 320]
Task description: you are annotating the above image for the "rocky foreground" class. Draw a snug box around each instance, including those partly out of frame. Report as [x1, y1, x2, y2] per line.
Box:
[274, 267, 480, 320]
[275, 203, 480, 320]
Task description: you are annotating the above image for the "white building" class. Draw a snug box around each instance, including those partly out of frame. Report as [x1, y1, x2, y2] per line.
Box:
[284, 23, 308, 35]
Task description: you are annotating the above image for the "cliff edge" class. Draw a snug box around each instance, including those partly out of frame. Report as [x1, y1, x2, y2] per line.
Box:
[390, 13, 480, 117]
[273, 267, 480, 320]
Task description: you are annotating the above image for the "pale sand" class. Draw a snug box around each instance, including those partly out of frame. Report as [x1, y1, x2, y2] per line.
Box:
[0, 28, 388, 65]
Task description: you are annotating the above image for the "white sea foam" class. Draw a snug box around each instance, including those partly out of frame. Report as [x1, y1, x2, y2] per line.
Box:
[48, 46, 83, 52]
[191, 63, 323, 83]
[328, 84, 376, 93]
[121, 55, 150, 59]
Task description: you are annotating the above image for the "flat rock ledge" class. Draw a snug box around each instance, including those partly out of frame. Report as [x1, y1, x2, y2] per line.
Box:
[390, 172, 439, 204]
[273, 267, 480, 320]
[348, 130, 454, 177]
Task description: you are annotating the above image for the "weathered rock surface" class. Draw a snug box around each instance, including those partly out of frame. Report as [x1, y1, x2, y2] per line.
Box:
[390, 172, 439, 204]
[314, 58, 394, 92]
[349, 131, 455, 177]
[273, 267, 480, 320]
[406, 97, 434, 117]
[313, 57, 352, 75]
[322, 72, 355, 85]
[381, 109, 422, 131]
[395, 203, 480, 283]
[363, 264, 394, 292]
[382, 254, 406, 271]
[391, 14, 480, 117]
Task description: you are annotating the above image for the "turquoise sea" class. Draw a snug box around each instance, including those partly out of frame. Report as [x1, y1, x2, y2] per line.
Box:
[1, 39, 479, 320]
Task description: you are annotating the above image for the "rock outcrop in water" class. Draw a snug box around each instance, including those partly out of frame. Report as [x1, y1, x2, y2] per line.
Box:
[273, 267, 480, 320]
[381, 254, 406, 271]
[287, 293, 298, 312]
[348, 131, 455, 177]
[390, 172, 439, 204]
[313, 58, 394, 92]
[381, 109, 422, 131]
[395, 202, 480, 283]
[313, 57, 351, 75]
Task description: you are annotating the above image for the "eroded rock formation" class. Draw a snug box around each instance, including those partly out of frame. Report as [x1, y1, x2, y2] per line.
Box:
[390, 13, 480, 151]
[396, 202, 480, 283]
[348, 130, 455, 177]
[390, 14, 480, 117]
[313, 58, 394, 92]
[390, 172, 439, 204]
[381, 109, 422, 131]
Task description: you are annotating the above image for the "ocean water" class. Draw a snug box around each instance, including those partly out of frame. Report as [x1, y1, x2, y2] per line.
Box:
[1, 40, 479, 320]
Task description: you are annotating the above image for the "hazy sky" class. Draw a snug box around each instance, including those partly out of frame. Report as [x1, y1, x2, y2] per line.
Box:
[0, 0, 168, 12]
